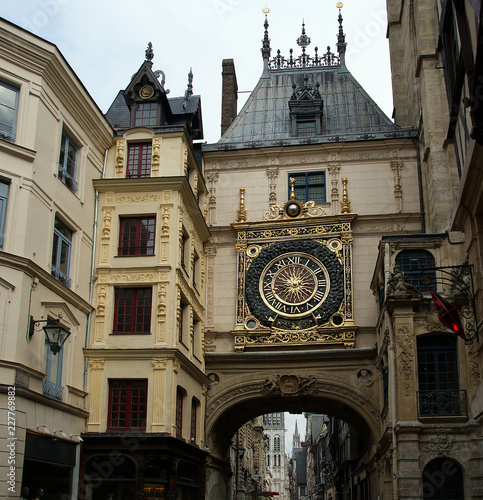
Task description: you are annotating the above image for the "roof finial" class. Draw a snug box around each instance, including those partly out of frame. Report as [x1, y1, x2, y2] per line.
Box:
[145, 42, 154, 67]
[336, 2, 347, 65]
[185, 68, 193, 101]
[261, 7, 272, 79]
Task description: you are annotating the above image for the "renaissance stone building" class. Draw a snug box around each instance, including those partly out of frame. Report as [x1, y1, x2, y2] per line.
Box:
[203, 4, 483, 500]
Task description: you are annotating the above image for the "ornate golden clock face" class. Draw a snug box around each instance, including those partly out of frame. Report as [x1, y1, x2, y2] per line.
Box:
[260, 252, 329, 318]
[139, 85, 154, 99]
[246, 240, 344, 330]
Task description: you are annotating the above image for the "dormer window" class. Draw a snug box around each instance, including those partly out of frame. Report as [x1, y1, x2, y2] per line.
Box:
[296, 120, 316, 137]
[135, 102, 158, 127]
[288, 77, 323, 137]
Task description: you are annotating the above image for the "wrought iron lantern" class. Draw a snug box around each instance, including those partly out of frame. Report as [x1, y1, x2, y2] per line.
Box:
[29, 316, 71, 354]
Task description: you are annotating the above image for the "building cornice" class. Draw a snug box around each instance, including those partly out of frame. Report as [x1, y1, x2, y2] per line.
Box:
[0, 19, 113, 153]
[0, 251, 93, 314]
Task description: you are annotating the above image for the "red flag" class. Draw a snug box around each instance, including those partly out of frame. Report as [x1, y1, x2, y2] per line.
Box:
[430, 289, 467, 340]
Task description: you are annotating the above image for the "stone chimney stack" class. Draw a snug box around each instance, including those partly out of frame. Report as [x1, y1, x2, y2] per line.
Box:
[221, 59, 238, 136]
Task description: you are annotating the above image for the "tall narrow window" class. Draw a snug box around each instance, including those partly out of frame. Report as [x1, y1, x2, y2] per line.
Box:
[108, 380, 147, 430]
[119, 216, 155, 256]
[126, 143, 151, 178]
[176, 387, 184, 438]
[417, 335, 460, 416]
[51, 217, 72, 287]
[180, 230, 188, 271]
[42, 338, 64, 401]
[113, 288, 152, 334]
[58, 130, 79, 192]
[0, 180, 9, 249]
[289, 171, 326, 203]
[0, 81, 19, 142]
[274, 435, 281, 451]
[192, 251, 199, 289]
[190, 398, 199, 443]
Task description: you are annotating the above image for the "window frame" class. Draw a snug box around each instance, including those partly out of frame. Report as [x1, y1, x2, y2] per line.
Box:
[288, 171, 326, 203]
[134, 102, 158, 127]
[0, 180, 9, 250]
[395, 249, 436, 292]
[190, 398, 199, 443]
[58, 129, 79, 193]
[417, 335, 461, 417]
[51, 217, 73, 288]
[126, 142, 152, 178]
[107, 379, 147, 430]
[176, 387, 184, 438]
[113, 287, 152, 334]
[0, 81, 19, 142]
[42, 337, 64, 401]
[118, 216, 156, 256]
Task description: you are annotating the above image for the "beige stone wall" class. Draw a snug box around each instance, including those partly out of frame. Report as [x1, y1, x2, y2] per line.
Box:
[204, 141, 421, 347]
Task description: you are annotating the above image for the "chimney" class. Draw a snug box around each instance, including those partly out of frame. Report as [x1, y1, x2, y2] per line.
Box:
[221, 59, 238, 136]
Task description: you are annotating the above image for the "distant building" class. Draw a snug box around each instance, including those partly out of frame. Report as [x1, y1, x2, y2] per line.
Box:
[263, 413, 289, 499]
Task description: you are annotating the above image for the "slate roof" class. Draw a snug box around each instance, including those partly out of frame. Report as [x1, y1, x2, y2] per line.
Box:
[211, 66, 404, 149]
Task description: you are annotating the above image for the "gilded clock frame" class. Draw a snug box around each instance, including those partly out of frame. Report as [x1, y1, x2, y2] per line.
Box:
[232, 212, 357, 351]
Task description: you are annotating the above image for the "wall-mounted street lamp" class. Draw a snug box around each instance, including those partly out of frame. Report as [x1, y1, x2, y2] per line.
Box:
[29, 316, 71, 354]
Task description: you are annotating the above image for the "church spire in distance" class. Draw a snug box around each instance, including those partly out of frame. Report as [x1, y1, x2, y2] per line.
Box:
[293, 420, 300, 448]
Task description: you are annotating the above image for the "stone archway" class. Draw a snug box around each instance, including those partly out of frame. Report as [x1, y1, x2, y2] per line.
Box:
[204, 348, 381, 499]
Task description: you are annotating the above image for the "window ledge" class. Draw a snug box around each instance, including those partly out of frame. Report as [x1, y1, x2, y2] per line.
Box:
[110, 332, 152, 336]
[0, 139, 36, 162]
[418, 415, 468, 424]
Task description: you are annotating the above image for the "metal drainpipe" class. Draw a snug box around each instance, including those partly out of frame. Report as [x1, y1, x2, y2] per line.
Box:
[385, 242, 399, 500]
[83, 148, 108, 393]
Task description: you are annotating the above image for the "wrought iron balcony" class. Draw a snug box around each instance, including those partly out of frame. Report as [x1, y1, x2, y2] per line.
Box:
[417, 390, 467, 417]
[58, 164, 78, 193]
[42, 378, 63, 401]
[51, 265, 72, 288]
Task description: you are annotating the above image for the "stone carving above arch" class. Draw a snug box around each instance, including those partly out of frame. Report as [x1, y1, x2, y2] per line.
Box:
[262, 374, 317, 396]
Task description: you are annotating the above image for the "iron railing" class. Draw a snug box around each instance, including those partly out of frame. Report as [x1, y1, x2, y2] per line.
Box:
[42, 378, 63, 401]
[417, 390, 467, 417]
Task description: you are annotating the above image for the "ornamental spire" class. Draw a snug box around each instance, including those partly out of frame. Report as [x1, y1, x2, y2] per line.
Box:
[261, 7, 272, 78]
[336, 2, 347, 66]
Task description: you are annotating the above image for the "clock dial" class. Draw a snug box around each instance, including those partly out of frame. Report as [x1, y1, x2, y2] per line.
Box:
[245, 240, 344, 330]
[260, 253, 329, 318]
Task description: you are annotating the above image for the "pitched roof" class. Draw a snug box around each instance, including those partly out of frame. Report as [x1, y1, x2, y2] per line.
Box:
[220, 67, 400, 143]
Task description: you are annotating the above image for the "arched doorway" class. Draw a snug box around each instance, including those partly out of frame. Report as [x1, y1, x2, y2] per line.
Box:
[422, 457, 464, 499]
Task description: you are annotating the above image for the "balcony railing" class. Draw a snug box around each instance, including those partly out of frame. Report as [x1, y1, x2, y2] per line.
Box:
[58, 164, 78, 193]
[51, 265, 72, 288]
[42, 378, 63, 401]
[417, 390, 467, 417]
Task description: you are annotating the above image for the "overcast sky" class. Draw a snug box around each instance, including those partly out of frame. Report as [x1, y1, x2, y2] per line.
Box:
[0, 0, 393, 144]
[1, 0, 391, 452]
